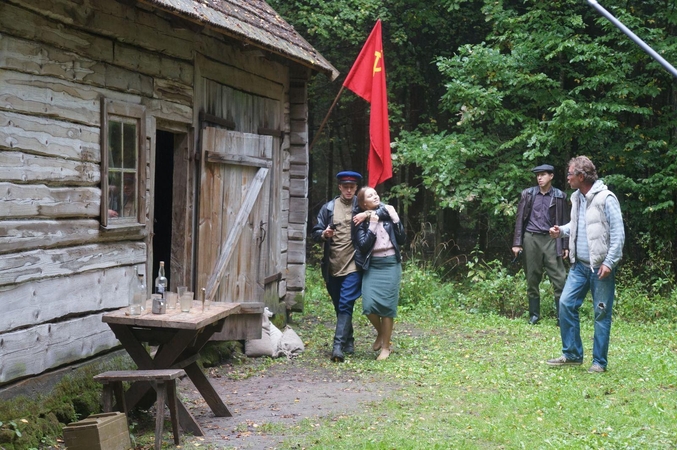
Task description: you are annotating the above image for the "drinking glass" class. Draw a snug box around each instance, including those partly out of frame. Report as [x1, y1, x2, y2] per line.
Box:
[180, 292, 193, 312]
[166, 292, 178, 309]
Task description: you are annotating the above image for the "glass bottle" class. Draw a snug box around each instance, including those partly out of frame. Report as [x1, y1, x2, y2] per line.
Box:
[155, 261, 167, 298]
[130, 273, 145, 315]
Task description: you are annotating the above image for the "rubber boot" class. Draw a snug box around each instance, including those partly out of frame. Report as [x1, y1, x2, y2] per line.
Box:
[554, 296, 560, 327]
[528, 298, 540, 324]
[331, 314, 351, 362]
[343, 320, 355, 355]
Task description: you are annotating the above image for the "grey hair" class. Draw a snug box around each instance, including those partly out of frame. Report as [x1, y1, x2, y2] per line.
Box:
[568, 156, 598, 184]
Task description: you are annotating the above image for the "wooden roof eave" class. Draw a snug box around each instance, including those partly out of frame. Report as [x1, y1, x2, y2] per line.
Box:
[137, 0, 339, 81]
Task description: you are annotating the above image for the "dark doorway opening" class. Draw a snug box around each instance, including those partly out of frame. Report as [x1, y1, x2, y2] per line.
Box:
[153, 130, 174, 289]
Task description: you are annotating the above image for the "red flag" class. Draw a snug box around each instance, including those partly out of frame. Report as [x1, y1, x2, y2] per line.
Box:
[343, 20, 392, 187]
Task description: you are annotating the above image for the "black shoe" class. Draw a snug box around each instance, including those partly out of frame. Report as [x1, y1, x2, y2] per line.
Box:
[331, 345, 345, 362]
[331, 314, 351, 362]
[528, 298, 540, 325]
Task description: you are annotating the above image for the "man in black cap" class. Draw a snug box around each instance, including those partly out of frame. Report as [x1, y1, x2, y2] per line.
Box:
[512, 164, 569, 325]
[312, 171, 363, 362]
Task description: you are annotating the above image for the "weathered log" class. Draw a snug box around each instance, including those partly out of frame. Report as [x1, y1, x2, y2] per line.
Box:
[0, 241, 146, 287]
[0, 151, 99, 185]
[0, 182, 100, 219]
[0, 314, 119, 384]
[0, 265, 138, 333]
[0, 110, 100, 162]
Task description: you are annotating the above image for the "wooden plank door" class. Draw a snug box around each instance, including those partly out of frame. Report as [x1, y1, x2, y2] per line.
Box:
[197, 127, 273, 303]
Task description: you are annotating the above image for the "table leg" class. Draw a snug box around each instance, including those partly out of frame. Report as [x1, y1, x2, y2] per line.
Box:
[105, 322, 232, 435]
[110, 325, 193, 410]
[184, 362, 232, 417]
[176, 396, 204, 436]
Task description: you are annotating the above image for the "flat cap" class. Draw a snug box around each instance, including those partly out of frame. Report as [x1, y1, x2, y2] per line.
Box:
[531, 164, 555, 173]
[336, 171, 362, 184]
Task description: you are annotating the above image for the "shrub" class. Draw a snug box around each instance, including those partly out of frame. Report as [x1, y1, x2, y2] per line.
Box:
[453, 257, 525, 318]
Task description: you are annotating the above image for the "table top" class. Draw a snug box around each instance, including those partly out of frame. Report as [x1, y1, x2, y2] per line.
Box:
[102, 300, 242, 330]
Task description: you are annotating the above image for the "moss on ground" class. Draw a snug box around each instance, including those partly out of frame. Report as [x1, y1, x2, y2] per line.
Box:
[0, 343, 245, 448]
[0, 355, 134, 449]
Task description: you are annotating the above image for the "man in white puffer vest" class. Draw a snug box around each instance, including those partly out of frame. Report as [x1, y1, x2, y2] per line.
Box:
[546, 156, 625, 373]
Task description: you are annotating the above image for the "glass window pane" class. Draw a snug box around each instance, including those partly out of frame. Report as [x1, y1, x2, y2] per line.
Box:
[122, 172, 137, 218]
[109, 121, 122, 168]
[122, 122, 137, 169]
[108, 171, 122, 219]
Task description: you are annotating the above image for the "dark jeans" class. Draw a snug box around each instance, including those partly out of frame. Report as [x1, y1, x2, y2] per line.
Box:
[326, 271, 362, 315]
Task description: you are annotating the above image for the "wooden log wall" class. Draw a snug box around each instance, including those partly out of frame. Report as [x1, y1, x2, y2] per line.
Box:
[0, 0, 313, 386]
[285, 67, 311, 311]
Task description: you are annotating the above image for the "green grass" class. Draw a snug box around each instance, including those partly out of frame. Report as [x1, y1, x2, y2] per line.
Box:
[4, 263, 677, 449]
[271, 268, 677, 449]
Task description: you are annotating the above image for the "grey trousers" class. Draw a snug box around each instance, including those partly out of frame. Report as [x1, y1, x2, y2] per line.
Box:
[523, 232, 567, 306]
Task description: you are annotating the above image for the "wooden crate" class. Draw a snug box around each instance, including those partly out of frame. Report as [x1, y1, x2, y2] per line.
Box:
[63, 412, 131, 450]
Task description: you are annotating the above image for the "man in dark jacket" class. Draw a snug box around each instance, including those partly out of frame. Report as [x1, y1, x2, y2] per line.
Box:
[512, 164, 569, 325]
[311, 171, 363, 362]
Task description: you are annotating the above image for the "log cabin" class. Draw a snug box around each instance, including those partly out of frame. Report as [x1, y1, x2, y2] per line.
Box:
[0, 0, 337, 387]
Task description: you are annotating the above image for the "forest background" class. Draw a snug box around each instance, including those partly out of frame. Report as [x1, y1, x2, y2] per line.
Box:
[269, 0, 677, 290]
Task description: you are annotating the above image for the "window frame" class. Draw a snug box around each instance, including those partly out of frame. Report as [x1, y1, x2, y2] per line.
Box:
[100, 98, 147, 228]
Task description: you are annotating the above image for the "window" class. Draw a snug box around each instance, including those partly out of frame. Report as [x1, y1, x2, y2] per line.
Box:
[100, 99, 146, 228]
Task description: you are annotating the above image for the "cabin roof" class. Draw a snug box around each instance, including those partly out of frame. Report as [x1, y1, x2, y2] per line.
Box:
[141, 0, 339, 80]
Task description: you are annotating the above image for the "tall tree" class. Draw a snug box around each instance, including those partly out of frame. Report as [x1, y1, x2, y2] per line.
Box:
[396, 0, 677, 268]
[268, 0, 488, 234]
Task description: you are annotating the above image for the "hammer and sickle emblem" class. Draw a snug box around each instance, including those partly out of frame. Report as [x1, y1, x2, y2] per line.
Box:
[373, 50, 383, 76]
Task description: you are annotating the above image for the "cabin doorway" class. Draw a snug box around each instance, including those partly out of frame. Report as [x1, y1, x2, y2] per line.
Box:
[153, 130, 174, 289]
[152, 129, 192, 292]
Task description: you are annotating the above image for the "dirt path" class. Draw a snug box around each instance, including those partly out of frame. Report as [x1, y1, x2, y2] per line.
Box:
[178, 359, 397, 449]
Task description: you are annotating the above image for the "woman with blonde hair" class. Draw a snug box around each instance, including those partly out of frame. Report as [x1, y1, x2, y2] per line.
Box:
[352, 187, 405, 360]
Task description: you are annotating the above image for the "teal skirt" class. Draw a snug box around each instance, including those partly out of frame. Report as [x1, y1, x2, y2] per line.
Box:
[362, 255, 401, 318]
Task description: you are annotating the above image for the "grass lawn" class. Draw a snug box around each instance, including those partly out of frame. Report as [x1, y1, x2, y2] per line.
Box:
[272, 270, 677, 449]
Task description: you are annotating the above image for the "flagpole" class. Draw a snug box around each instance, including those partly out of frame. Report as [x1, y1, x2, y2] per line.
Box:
[587, 0, 677, 78]
[308, 85, 346, 153]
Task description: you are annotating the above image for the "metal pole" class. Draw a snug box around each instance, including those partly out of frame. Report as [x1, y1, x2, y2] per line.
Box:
[587, 0, 677, 78]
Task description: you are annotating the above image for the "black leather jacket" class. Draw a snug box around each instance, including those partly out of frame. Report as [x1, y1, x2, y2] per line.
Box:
[311, 196, 358, 282]
[352, 204, 406, 270]
[513, 186, 569, 256]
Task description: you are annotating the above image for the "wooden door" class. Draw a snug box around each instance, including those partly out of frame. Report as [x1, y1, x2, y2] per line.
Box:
[197, 127, 273, 303]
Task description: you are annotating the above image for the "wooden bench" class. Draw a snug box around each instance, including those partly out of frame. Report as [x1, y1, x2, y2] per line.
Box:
[94, 369, 185, 450]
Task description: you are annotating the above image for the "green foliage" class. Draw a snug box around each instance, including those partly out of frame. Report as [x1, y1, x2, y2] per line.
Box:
[395, 129, 522, 217]
[395, 0, 677, 264]
[199, 341, 244, 368]
[400, 248, 677, 325]
[0, 356, 135, 449]
[398, 260, 454, 312]
[457, 252, 526, 318]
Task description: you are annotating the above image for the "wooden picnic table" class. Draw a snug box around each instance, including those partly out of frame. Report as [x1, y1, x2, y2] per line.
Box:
[102, 300, 262, 436]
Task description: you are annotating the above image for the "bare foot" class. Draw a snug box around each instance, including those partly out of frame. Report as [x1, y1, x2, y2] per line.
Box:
[372, 337, 382, 351]
[376, 347, 391, 361]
